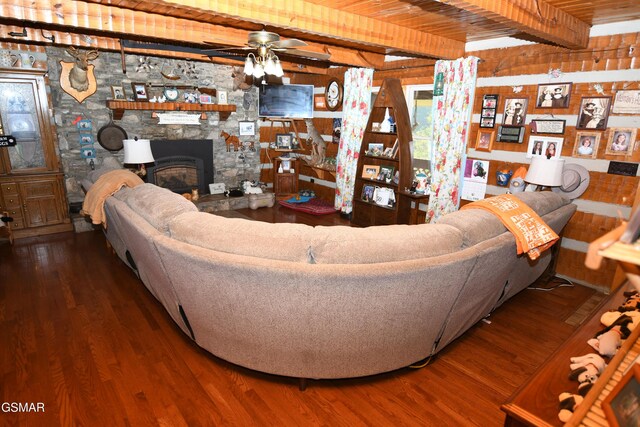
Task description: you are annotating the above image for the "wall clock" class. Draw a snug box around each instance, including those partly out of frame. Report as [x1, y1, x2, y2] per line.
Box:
[325, 78, 343, 111]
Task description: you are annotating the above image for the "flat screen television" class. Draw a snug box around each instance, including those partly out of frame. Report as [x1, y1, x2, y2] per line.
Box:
[259, 84, 314, 119]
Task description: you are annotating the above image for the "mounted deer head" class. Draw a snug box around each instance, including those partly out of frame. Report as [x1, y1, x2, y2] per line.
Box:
[66, 47, 99, 92]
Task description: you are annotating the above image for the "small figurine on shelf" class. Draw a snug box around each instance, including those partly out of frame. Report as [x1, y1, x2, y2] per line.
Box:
[380, 108, 392, 133]
[414, 168, 430, 194]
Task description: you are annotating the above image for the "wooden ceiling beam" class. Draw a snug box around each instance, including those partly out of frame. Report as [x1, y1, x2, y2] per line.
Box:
[435, 0, 590, 49]
[151, 0, 465, 59]
[0, 0, 380, 69]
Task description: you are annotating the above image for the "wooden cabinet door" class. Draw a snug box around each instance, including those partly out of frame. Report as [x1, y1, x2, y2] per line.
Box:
[19, 177, 65, 227]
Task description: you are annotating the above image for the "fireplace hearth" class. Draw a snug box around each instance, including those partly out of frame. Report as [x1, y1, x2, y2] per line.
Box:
[146, 139, 214, 195]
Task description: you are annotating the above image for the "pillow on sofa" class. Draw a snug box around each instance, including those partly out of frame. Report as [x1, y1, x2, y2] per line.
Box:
[310, 223, 464, 264]
[169, 211, 315, 263]
[123, 184, 198, 234]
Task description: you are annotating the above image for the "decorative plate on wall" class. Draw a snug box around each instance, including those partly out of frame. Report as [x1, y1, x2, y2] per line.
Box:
[325, 78, 343, 111]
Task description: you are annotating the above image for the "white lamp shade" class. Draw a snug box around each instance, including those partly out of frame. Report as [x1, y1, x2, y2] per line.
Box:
[253, 63, 265, 78]
[123, 139, 154, 164]
[274, 59, 284, 77]
[243, 56, 254, 75]
[525, 157, 564, 187]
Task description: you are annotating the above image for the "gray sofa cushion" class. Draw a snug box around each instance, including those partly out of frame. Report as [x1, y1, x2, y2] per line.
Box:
[310, 223, 464, 264]
[169, 211, 315, 262]
[123, 184, 198, 234]
[438, 191, 571, 247]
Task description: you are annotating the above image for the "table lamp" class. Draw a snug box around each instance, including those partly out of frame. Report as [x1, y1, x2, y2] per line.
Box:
[525, 157, 564, 190]
[123, 137, 154, 177]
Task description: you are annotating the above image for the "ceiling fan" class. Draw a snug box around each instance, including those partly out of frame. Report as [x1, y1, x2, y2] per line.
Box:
[203, 30, 331, 78]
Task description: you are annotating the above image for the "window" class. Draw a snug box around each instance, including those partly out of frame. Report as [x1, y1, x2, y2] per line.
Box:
[405, 86, 434, 167]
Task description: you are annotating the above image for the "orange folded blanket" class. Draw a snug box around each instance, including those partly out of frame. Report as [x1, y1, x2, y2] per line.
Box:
[461, 194, 559, 260]
[81, 169, 144, 226]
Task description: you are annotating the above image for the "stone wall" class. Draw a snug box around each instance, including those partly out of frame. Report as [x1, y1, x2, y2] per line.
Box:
[45, 47, 260, 203]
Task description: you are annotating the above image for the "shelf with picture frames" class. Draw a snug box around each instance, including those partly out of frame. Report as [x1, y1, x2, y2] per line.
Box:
[105, 100, 236, 120]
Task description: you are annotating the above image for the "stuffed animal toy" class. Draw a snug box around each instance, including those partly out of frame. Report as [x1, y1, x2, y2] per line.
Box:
[558, 392, 583, 422]
[569, 353, 607, 383]
[577, 375, 598, 397]
[618, 290, 640, 312]
[588, 314, 635, 357]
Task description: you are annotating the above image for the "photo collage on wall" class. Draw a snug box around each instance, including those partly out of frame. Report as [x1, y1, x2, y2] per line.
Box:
[77, 119, 96, 160]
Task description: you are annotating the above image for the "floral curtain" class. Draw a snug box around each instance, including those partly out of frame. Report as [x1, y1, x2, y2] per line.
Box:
[334, 68, 374, 213]
[426, 57, 479, 223]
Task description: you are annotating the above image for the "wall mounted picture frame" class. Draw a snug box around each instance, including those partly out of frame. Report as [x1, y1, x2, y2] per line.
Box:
[612, 90, 640, 114]
[480, 94, 499, 128]
[503, 97, 528, 126]
[526, 135, 563, 159]
[496, 125, 526, 143]
[131, 82, 148, 101]
[530, 119, 566, 135]
[77, 119, 92, 130]
[111, 85, 126, 100]
[576, 96, 612, 130]
[535, 82, 572, 108]
[475, 130, 494, 152]
[239, 121, 256, 136]
[276, 133, 292, 150]
[217, 90, 228, 105]
[80, 146, 96, 159]
[602, 364, 640, 427]
[362, 165, 380, 180]
[573, 131, 600, 159]
[79, 134, 93, 145]
[605, 128, 637, 156]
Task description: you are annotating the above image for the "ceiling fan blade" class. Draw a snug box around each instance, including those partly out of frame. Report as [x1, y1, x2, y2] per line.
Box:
[201, 46, 252, 53]
[272, 38, 307, 49]
[283, 49, 331, 61]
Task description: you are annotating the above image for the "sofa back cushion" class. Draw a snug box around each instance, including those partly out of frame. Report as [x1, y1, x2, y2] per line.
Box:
[310, 224, 463, 264]
[438, 192, 570, 247]
[169, 211, 315, 262]
[123, 184, 198, 234]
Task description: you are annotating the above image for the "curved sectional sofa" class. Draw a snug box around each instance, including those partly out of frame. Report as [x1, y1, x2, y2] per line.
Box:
[98, 182, 576, 381]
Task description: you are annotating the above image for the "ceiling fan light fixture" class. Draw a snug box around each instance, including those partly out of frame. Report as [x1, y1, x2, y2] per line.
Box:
[274, 59, 284, 77]
[243, 54, 255, 75]
[264, 56, 276, 74]
[253, 62, 265, 78]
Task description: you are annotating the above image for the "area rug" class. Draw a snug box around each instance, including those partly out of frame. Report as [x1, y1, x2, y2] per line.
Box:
[279, 198, 338, 215]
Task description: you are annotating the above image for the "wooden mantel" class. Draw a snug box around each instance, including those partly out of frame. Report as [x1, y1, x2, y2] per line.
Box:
[106, 100, 236, 121]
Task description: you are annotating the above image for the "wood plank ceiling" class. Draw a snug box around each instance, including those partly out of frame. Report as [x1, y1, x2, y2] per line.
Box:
[0, 0, 638, 73]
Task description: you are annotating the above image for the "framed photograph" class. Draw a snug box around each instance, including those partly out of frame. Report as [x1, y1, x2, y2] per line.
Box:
[497, 125, 526, 143]
[503, 97, 528, 126]
[111, 85, 126, 100]
[131, 83, 148, 101]
[77, 119, 92, 131]
[475, 130, 494, 152]
[164, 87, 179, 101]
[602, 364, 640, 427]
[199, 94, 212, 104]
[361, 184, 375, 202]
[480, 94, 499, 128]
[573, 132, 600, 158]
[535, 82, 572, 108]
[239, 121, 256, 136]
[382, 147, 394, 157]
[367, 143, 384, 156]
[378, 165, 395, 183]
[362, 165, 380, 180]
[605, 128, 637, 156]
[79, 134, 93, 145]
[325, 78, 343, 111]
[526, 135, 563, 159]
[218, 90, 228, 105]
[276, 133, 292, 150]
[612, 90, 640, 114]
[80, 146, 96, 159]
[332, 118, 341, 144]
[530, 119, 566, 135]
[576, 96, 612, 130]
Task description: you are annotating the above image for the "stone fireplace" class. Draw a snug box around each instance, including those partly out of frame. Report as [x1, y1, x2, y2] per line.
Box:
[147, 139, 213, 195]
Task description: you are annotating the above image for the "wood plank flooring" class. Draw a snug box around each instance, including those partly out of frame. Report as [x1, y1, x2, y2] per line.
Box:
[0, 206, 602, 426]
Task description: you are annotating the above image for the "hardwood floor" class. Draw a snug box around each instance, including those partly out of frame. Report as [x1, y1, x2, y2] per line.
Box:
[0, 207, 601, 426]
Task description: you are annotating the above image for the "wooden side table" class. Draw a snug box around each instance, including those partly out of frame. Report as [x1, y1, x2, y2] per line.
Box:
[273, 157, 299, 199]
[397, 191, 429, 224]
